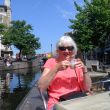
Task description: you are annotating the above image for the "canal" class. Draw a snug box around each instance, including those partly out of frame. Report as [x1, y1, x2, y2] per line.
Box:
[0, 67, 41, 110]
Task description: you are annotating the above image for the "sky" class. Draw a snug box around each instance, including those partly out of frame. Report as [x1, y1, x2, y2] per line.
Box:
[0, 0, 84, 55]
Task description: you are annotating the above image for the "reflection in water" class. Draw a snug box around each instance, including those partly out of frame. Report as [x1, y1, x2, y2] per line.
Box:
[0, 67, 41, 110]
[6, 73, 10, 87]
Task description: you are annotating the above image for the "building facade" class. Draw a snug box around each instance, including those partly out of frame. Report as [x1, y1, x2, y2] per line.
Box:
[0, 0, 12, 58]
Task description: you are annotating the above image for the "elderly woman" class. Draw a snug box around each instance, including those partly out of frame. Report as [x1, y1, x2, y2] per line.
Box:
[38, 35, 92, 110]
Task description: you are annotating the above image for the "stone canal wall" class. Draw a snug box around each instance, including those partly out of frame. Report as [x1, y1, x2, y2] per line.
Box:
[0, 58, 39, 71]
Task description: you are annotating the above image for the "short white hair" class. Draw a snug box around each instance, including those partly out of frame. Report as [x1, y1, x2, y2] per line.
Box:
[56, 35, 77, 56]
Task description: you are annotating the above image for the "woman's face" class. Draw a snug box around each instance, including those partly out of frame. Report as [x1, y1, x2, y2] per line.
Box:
[57, 44, 74, 60]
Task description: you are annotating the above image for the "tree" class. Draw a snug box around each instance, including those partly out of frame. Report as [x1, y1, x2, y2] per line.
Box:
[2, 20, 41, 57]
[0, 23, 7, 35]
[69, 0, 110, 52]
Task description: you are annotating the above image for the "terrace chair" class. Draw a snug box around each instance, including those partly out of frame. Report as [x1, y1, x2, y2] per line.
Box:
[38, 87, 48, 110]
[35, 84, 48, 110]
[37, 86, 88, 110]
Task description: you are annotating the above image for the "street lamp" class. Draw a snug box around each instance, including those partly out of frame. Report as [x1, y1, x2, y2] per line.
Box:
[104, 52, 108, 64]
[51, 44, 52, 56]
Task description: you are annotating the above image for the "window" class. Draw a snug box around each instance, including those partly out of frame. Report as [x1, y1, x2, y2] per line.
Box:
[0, 8, 4, 12]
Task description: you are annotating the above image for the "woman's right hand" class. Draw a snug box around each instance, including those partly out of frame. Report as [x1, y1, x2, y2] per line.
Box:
[57, 60, 70, 70]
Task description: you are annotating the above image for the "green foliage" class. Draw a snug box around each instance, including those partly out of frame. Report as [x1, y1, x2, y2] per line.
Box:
[2, 20, 41, 56]
[0, 23, 7, 35]
[69, 0, 110, 51]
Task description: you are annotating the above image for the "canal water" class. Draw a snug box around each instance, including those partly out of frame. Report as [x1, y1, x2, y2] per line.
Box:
[0, 67, 41, 110]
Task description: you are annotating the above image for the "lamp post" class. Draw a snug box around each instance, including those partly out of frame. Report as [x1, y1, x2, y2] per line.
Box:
[104, 52, 107, 65]
[51, 44, 52, 56]
[0, 36, 1, 58]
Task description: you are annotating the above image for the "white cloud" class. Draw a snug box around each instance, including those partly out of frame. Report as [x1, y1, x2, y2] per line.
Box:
[55, 5, 73, 19]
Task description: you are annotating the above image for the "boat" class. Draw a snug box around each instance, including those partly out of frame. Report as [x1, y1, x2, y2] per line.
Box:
[16, 74, 110, 110]
[16, 83, 48, 110]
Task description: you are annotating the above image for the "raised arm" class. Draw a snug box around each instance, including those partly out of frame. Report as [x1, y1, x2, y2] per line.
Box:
[38, 64, 59, 91]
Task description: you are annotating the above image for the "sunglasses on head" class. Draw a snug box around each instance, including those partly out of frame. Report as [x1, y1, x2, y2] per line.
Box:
[58, 46, 74, 51]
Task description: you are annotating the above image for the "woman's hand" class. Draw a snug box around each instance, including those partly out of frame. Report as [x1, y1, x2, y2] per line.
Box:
[57, 60, 70, 70]
[74, 59, 85, 68]
[74, 59, 87, 71]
